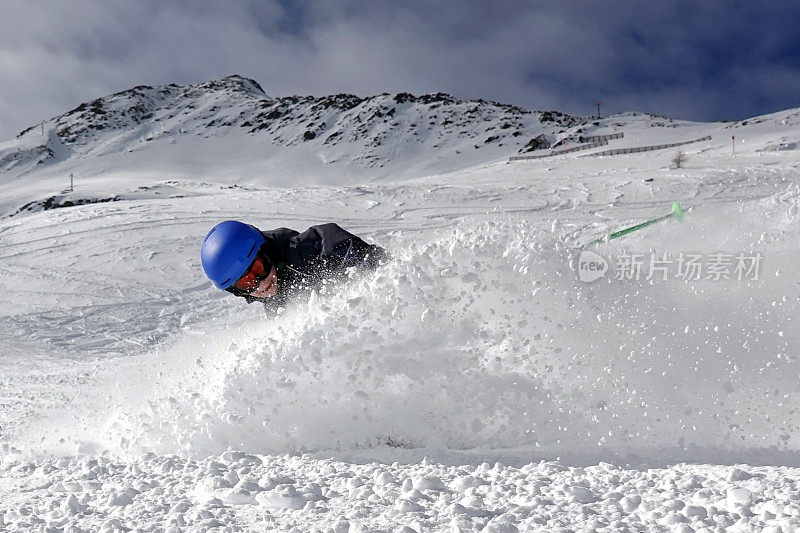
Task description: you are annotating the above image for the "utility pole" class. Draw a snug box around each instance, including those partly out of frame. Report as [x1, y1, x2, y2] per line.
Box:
[70, 173, 74, 192]
[597, 101, 601, 119]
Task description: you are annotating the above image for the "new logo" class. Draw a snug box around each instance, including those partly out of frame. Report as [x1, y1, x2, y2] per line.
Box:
[578, 250, 608, 282]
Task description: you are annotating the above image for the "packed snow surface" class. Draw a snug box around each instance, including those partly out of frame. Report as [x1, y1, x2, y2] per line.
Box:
[2, 85, 800, 530]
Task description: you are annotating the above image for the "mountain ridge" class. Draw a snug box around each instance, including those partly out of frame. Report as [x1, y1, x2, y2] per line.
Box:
[3, 75, 797, 190]
[0, 75, 582, 177]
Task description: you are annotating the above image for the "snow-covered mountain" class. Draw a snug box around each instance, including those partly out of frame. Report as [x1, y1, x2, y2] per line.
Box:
[0, 75, 581, 180]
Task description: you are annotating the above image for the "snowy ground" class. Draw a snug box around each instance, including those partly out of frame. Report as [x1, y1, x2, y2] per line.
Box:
[1, 108, 800, 531]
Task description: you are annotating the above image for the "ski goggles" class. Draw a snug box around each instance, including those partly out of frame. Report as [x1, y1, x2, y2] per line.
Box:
[230, 255, 272, 294]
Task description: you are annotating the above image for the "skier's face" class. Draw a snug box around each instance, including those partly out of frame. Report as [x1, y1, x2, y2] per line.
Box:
[232, 256, 278, 298]
[245, 265, 278, 298]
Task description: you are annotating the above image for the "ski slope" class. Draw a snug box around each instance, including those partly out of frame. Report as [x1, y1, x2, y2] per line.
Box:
[1, 92, 800, 530]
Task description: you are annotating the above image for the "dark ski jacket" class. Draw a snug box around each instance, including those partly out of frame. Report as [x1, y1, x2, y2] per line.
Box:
[233, 223, 386, 311]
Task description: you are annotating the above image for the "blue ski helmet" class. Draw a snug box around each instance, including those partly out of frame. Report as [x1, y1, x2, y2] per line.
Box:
[201, 221, 265, 289]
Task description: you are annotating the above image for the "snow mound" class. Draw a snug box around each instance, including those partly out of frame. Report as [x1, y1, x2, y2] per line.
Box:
[7, 180, 212, 216]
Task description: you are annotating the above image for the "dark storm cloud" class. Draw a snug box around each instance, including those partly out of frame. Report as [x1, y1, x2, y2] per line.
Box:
[1, 0, 799, 139]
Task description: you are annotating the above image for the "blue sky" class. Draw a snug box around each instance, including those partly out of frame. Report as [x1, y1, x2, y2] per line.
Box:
[1, 0, 799, 139]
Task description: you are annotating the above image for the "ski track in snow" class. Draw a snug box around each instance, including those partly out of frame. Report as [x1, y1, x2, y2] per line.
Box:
[2, 109, 800, 530]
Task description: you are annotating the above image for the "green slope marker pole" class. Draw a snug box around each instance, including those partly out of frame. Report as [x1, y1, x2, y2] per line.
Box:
[580, 202, 685, 250]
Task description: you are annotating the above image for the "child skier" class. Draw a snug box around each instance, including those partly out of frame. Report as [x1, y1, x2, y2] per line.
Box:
[201, 221, 385, 312]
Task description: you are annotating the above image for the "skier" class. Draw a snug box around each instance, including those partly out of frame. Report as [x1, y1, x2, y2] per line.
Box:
[201, 221, 386, 312]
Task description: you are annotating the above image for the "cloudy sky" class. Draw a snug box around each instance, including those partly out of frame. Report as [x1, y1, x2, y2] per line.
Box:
[1, 0, 799, 140]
